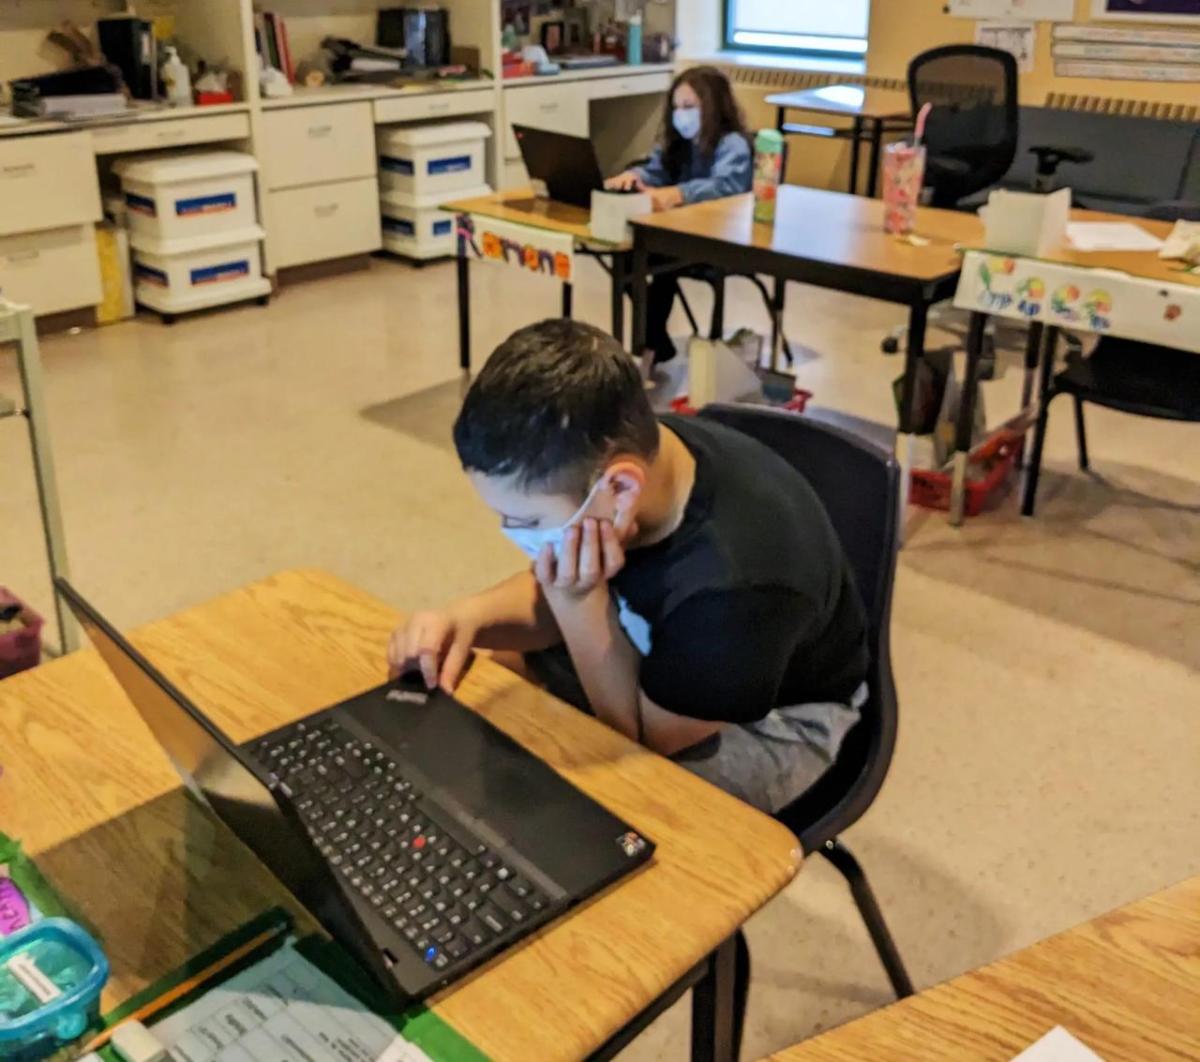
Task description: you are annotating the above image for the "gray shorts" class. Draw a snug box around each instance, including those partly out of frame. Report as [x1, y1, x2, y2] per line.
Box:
[526, 647, 865, 814]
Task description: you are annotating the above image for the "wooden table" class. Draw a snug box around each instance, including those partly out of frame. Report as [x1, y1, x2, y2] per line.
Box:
[0, 569, 800, 1061]
[630, 186, 982, 512]
[445, 189, 654, 372]
[768, 875, 1200, 1061]
[767, 85, 912, 198]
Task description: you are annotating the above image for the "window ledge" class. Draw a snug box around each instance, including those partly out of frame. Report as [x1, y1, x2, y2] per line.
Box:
[694, 50, 867, 77]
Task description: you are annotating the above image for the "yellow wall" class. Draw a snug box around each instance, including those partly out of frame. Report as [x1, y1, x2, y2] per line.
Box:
[702, 0, 1200, 191]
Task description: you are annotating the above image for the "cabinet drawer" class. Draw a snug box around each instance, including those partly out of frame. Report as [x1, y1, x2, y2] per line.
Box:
[261, 103, 376, 191]
[0, 133, 100, 236]
[588, 71, 672, 101]
[265, 178, 382, 268]
[375, 88, 494, 125]
[502, 84, 588, 159]
[88, 112, 251, 156]
[0, 224, 101, 316]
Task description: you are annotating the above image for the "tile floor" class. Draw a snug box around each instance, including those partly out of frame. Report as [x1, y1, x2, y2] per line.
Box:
[2, 255, 1198, 1059]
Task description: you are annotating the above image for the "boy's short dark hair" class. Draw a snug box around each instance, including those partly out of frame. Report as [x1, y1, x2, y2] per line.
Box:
[453, 319, 659, 497]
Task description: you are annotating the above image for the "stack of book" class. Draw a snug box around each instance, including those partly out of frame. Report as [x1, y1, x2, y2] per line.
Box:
[255, 12, 295, 82]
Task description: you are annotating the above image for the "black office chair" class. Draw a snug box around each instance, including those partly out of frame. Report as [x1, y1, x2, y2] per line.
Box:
[1022, 334, 1200, 516]
[910, 45, 1019, 209]
[698, 405, 913, 1049]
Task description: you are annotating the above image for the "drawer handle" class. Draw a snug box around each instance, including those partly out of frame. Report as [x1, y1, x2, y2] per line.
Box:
[428, 101, 451, 112]
[5, 249, 40, 263]
[539, 102, 559, 112]
[1, 162, 36, 178]
[314, 203, 340, 217]
[308, 124, 334, 138]
[155, 128, 186, 141]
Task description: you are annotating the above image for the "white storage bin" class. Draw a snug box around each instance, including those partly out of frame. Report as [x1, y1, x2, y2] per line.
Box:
[377, 121, 490, 197]
[113, 151, 259, 242]
[129, 226, 271, 315]
[380, 183, 489, 260]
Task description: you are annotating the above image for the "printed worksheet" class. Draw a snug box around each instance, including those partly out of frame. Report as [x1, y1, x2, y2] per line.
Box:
[150, 942, 432, 1062]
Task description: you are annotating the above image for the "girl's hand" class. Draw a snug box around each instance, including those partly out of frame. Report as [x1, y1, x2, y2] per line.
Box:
[604, 171, 645, 192]
[648, 186, 684, 212]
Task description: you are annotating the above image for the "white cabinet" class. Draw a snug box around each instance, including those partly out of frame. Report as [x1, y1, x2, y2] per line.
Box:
[260, 102, 377, 191]
[0, 225, 102, 316]
[588, 71, 673, 101]
[374, 88, 495, 125]
[0, 133, 100, 236]
[265, 178, 382, 268]
[501, 83, 589, 159]
[88, 112, 251, 156]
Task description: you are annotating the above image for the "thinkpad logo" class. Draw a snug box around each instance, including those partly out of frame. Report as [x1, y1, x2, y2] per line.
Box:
[616, 831, 647, 858]
[386, 689, 428, 705]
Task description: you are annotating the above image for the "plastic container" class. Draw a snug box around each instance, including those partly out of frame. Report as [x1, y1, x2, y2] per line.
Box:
[0, 918, 108, 1061]
[377, 122, 491, 197]
[113, 151, 260, 241]
[0, 589, 42, 678]
[129, 227, 271, 316]
[380, 183, 489, 260]
[752, 129, 784, 224]
[626, 14, 643, 65]
[161, 44, 192, 107]
[909, 428, 1024, 517]
[882, 141, 926, 236]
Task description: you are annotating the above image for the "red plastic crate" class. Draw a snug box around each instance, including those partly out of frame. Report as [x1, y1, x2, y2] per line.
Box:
[909, 429, 1025, 517]
[669, 389, 813, 417]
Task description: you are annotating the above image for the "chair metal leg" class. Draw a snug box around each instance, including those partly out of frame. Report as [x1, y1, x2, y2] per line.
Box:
[1073, 395, 1089, 471]
[819, 840, 914, 999]
[678, 286, 701, 336]
[709, 273, 726, 340]
[1022, 326, 1060, 518]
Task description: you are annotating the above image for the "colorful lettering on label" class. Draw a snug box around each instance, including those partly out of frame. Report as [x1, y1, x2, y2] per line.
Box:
[1017, 277, 1045, 318]
[523, 245, 539, 271]
[481, 231, 501, 259]
[1050, 283, 1081, 322]
[1083, 289, 1112, 331]
[554, 252, 571, 281]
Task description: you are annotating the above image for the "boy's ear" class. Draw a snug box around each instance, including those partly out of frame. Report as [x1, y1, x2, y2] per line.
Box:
[605, 459, 646, 504]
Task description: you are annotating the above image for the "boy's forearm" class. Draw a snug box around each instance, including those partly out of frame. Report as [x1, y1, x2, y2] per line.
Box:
[452, 570, 561, 651]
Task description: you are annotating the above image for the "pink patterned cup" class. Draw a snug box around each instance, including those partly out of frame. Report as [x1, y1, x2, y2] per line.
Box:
[882, 142, 926, 235]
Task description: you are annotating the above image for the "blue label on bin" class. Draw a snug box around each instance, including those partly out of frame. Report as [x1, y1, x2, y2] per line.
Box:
[176, 192, 237, 216]
[135, 263, 169, 287]
[427, 155, 471, 176]
[126, 192, 157, 217]
[190, 260, 250, 286]
[383, 216, 416, 236]
[433, 219, 452, 236]
[380, 155, 415, 176]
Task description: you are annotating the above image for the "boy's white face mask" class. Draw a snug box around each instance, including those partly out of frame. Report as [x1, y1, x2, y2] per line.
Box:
[500, 476, 610, 561]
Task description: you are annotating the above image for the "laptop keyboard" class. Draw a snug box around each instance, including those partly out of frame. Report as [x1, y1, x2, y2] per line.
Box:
[253, 718, 549, 972]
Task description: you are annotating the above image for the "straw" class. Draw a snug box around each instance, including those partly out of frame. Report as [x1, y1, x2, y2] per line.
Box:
[913, 102, 933, 146]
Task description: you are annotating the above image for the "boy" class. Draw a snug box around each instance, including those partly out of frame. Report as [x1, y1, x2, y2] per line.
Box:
[388, 320, 869, 813]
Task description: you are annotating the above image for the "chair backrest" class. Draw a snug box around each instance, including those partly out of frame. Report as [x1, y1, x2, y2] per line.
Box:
[909, 45, 1018, 208]
[697, 405, 901, 851]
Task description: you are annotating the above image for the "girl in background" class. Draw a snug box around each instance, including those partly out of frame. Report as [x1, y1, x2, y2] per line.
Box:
[606, 65, 752, 365]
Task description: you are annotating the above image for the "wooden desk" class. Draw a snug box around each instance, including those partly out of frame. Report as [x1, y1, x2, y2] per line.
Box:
[767, 85, 913, 198]
[768, 875, 1200, 1061]
[443, 189, 636, 372]
[630, 186, 981, 515]
[0, 569, 799, 1061]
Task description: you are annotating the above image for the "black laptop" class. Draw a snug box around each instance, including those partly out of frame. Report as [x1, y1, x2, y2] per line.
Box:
[512, 125, 608, 208]
[59, 579, 654, 1003]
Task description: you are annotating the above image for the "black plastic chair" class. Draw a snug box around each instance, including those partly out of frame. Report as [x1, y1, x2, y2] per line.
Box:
[910, 45, 1019, 209]
[1022, 333, 1200, 516]
[698, 405, 914, 1032]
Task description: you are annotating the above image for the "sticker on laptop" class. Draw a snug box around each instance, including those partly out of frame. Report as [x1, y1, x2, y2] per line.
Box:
[616, 831, 647, 858]
[386, 689, 429, 706]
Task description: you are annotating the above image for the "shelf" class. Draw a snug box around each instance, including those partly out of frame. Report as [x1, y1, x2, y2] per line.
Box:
[261, 79, 496, 110]
[0, 101, 252, 139]
[503, 62, 675, 87]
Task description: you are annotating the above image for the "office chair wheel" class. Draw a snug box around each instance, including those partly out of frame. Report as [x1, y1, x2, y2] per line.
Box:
[881, 335, 900, 355]
[256, 295, 270, 307]
[161, 313, 176, 326]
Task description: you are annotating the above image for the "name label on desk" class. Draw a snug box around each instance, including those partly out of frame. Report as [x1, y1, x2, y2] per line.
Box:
[954, 250, 1200, 352]
[455, 212, 574, 283]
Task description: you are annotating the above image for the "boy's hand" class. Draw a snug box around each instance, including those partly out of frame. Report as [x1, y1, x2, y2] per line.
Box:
[535, 518, 624, 600]
[387, 606, 478, 691]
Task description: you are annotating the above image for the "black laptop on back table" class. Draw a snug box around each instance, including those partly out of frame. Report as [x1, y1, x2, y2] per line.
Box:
[59, 579, 654, 1003]
[512, 124, 609, 208]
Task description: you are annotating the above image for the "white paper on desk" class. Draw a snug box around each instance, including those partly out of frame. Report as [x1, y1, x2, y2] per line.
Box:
[1066, 222, 1164, 252]
[1010, 1026, 1105, 1062]
[150, 940, 434, 1062]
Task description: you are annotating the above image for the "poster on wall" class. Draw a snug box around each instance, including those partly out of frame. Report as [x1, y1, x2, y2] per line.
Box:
[976, 20, 1037, 70]
[948, 0, 1073, 19]
[1091, 0, 1200, 22]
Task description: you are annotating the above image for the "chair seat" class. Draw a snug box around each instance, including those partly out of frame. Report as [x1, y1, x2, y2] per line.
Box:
[1056, 338, 1200, 421]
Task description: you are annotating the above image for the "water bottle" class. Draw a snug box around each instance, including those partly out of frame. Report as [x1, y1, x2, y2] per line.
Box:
[626, 14, 642, 66]
[753, 129, 784, 223]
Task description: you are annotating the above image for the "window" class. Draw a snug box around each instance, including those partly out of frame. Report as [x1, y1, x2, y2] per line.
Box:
[724, 0, 870, 57]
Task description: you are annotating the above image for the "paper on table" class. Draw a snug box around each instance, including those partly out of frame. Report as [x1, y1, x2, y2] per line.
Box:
[1066, 222, 1164, 252]
[1010, 1026, 1105, 1062]
[150, 940, 433, 1062]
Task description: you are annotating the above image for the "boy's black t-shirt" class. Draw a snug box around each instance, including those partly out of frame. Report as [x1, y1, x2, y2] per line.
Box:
[609, 414, 869, 724]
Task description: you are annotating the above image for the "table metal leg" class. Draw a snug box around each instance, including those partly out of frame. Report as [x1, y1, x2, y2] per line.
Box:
[848, 114, 863, 195]
[866, 117, 885, 199]
[456, 231, 471, 372]
[610, 251, 627, 343]
[949, 311, 989, 526]
[691, 935, 738, 1062]
[631, 234, 649, 357]
[895, 301, 930, 533]
[562, 280, 574, 319]
[1018, 321, 1044, 468]
[1022, 326, 1060, 517]
[14, 308, 78, 654]
[770, 276, 786, 372]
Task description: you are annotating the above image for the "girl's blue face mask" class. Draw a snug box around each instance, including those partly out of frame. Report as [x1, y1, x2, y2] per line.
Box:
[672, 106, 701, 141]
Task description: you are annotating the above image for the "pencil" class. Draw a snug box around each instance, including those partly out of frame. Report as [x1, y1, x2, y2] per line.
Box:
[78, 921, 288, 1055]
